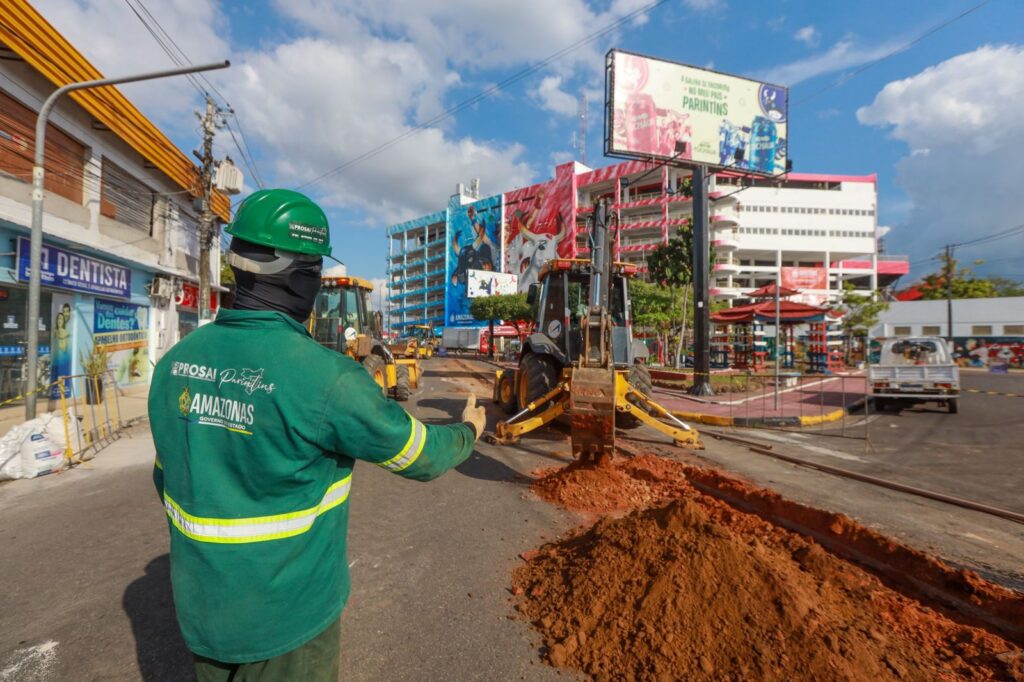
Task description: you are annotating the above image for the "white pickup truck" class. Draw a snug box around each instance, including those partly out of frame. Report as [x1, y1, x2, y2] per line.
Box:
[868, 337, 960, 413]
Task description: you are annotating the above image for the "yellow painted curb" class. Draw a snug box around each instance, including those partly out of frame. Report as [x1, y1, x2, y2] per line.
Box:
[799, 408, 846, 426]
[671, 411, 735, 427]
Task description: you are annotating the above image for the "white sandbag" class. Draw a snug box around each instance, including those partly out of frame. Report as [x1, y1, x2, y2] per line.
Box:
[0, 423, 30, 480]
[38, 411, 86, 461]
[18, 428, 65, 478]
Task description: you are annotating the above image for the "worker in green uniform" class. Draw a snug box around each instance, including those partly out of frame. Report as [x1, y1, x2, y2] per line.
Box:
[148, 189, 485, 681]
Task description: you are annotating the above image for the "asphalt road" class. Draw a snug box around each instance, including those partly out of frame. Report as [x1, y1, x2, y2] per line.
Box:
[0, 359, 576, 682]
[1, 359, 1021, 681]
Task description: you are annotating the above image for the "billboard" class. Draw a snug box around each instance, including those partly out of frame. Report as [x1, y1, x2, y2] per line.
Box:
[93, 299, 150, 385]
[467, 270, 518, 298]
[606, 49, 788, 176]
[781, 267, 827, 291]
[446, 195, 502, 327]
[503, 163, 576, 292]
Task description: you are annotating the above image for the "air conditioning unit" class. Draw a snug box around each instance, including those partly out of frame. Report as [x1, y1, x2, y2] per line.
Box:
[148, 276, 174, 300]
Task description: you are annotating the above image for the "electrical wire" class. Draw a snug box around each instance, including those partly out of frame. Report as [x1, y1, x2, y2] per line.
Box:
[295, 0, 669, 190]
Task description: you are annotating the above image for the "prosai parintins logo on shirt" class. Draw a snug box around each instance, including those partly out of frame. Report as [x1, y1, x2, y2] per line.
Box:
[178, 386, 191, 416]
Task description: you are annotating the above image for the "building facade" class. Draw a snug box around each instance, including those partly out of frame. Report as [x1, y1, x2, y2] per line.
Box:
[0, 5, 227, 403]
[387, 160, 908, 334]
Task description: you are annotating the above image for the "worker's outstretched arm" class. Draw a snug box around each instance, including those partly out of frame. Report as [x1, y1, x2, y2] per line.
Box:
[315, 362, 483, 481]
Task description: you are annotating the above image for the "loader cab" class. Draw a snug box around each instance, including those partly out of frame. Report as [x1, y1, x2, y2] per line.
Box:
[533, 259, 634, 366]
[311, 276, 378, 353]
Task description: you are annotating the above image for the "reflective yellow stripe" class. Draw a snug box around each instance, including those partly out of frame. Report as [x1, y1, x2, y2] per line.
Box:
[377, 417, 427, 473]
[163, 475, 352, 544]
[154, 456, 163, 470]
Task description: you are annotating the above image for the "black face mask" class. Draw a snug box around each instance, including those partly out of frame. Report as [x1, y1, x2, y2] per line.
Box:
[229, 240, 323, 322]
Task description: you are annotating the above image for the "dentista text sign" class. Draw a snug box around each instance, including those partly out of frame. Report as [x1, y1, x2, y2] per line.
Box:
[17, 238, 131, 299]
[606, 49, 789, 176]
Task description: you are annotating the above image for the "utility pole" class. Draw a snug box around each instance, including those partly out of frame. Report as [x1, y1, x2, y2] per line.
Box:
[689, 165, 713, 396]
[945, 244, 954, 341]
[197, 96, 221, 325]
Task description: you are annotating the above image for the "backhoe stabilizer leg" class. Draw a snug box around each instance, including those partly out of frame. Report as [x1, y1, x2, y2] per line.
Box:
[488, 384, 569, 445]
[616, 378, 702, 448]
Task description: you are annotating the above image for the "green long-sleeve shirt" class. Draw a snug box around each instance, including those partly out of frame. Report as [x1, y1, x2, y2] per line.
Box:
[148, 309, 474, 662]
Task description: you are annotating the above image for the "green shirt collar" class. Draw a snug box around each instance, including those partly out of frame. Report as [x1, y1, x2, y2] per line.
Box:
[214, 309, 312, 337]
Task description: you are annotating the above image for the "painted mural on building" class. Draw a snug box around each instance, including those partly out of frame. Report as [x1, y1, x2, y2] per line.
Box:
[503, 163, 576, 292]
[950, 337, 1024, 369]
[446, 195, 502, 327]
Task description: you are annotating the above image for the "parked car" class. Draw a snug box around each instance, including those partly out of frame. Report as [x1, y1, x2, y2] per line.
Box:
[868, 337, 960, 413]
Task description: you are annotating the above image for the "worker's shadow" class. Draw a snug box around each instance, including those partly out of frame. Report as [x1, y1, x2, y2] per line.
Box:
[122, 554, 194, 682]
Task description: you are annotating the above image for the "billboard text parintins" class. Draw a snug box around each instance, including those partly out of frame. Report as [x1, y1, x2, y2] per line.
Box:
[605, 49, 789, 176]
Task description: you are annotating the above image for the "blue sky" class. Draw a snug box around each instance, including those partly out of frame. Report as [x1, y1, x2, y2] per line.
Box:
[37, 0, 1024, 292]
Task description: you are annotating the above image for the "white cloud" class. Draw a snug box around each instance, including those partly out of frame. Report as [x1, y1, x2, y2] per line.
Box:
[793, 25, 819, 47]
[230, 38, 534, 223]
[32, 0, 229, 135]
[759, 36, 901, 86]
[857, 45, 1024, 268]
[534, 76, 579, 116]
[682, 0, 722, 10]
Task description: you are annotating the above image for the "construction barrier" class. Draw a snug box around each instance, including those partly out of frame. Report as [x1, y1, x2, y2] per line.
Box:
[55, 370, 125, 465]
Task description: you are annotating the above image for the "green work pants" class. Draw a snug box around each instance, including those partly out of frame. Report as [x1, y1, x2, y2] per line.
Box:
[193, 619, 340, 682]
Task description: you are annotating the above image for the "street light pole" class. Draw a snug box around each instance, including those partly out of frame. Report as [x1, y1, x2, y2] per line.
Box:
[25, 60, 230, 420]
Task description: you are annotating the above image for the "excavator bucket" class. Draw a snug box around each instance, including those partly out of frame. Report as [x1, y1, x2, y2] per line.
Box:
[569, 367, 616, 463]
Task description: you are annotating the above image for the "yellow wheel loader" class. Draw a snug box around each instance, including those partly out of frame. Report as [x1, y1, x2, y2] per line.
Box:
[390, 324, 437, 359]
[489, 202, 700, 462]
[309, 276, 419, 401]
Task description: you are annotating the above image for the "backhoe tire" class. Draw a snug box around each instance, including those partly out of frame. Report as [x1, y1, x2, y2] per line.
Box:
[518, 353, 559, 411]
[394, 364, 412, 401]
[362, 354, 387, 394]
[947, 398, 959, 414]
[496, 371, 517, 414]
[617, 362, 654, 430]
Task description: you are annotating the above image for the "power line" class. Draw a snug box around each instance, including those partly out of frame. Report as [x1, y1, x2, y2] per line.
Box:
[795, 0, 991, 105]
[296, 0, 669, 190]
[951, 223, 1024, 249]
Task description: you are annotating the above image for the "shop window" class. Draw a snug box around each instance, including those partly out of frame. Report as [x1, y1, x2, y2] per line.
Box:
[1004, 325, 1024, 335]
[922, 325, 941, 335]
[0, 89, 85, 204]
[100, 157, 155, 232]
[971, 325, 993, 336]
[893, 326, 912, 336]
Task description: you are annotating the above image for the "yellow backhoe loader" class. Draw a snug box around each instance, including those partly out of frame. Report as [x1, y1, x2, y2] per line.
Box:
[309, 275, 419, 401]
[489, 201, 700, 462]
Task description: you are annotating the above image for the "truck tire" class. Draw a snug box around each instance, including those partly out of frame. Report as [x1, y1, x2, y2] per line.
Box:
[394, 364, 412, 401]
[518, 353, 559, 410]
[873, 397, 888, 412]
[948, 398, 959, 414]
[617, 362, 654, 430]
[362, 354, 387, 394]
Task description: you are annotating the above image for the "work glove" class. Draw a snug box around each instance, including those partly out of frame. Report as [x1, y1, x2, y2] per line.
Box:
[461, 394, 486, 440]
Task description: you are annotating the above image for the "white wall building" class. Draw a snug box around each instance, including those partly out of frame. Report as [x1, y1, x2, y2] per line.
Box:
[871, 297, 1024, 338]
[710, 173, 907, 306]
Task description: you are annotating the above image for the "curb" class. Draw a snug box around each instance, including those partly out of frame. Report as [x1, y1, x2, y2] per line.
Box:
[672, 397, 864, 428]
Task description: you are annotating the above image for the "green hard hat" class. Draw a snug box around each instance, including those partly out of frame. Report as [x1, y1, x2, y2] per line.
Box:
[226, 189, 331, 257]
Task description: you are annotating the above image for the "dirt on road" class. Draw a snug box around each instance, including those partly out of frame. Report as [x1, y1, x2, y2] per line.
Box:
[515, 455, 1024, 681]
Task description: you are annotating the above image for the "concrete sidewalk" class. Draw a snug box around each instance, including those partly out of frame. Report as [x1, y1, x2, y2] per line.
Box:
[652, 374, 868, 427]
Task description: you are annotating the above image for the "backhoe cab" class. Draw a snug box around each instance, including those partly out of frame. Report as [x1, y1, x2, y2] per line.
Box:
[310, 276, 419, 401]
[490, 202, 699, 461]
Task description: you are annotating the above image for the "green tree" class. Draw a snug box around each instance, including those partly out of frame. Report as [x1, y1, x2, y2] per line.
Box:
[919, 254, 997, 300]
[988, 276, 1024, 297]
[628, 279, 674, 360]
[470, 293, 533, 358]
[647, 221, 714, 366]
[220, 254, 235, 286]
[838, 282, 889, 363]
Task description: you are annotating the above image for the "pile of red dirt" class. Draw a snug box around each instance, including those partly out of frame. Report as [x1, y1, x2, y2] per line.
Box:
[529, 456, 689, 514]
[515, 455, 1024, 681]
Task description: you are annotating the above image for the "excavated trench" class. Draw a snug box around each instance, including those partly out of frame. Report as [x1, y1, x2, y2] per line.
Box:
[513, 452, 1024, 681]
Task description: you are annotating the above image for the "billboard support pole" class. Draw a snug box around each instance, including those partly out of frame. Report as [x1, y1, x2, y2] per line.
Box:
[689, 165, 713, 396]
